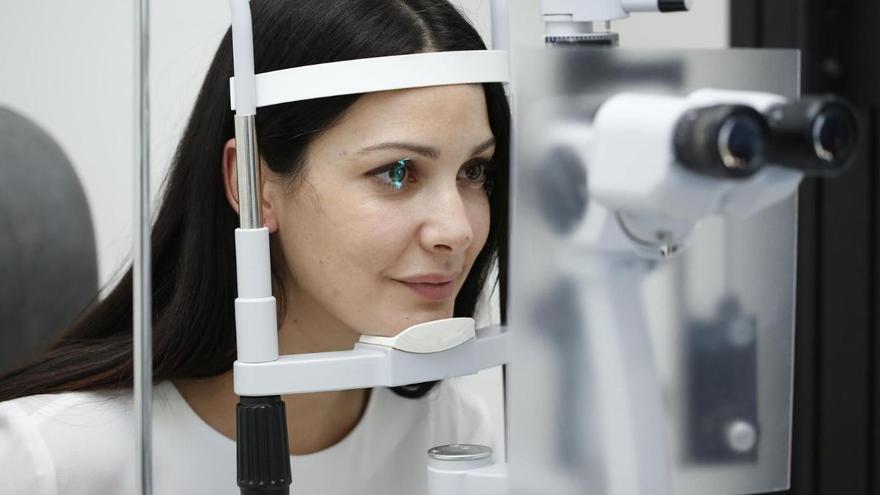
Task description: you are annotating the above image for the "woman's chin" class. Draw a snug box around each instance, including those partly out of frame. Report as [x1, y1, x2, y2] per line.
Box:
[364, 309, 456, 338]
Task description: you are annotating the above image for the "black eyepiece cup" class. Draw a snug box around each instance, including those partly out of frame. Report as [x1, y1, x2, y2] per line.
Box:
[765, 96, 857, 175]
[674, 105, 769, 179]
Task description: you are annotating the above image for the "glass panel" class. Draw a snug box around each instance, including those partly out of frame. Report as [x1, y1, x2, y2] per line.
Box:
[508, 48, 799, 495]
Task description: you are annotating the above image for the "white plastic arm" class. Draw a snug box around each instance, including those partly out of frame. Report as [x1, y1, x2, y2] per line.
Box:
[228, 0, 256, 115]
[622, 0, 693, 12]
[233, 325, 509, 396]
[541, 0, 692, 22]
[578, 260, 673, 495]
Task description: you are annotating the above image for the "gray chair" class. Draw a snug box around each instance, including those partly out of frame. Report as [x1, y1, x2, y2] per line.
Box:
[0, 107, 98, 374]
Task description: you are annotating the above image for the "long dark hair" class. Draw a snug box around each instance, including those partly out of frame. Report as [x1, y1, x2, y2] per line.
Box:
[0, 0, 509, 402]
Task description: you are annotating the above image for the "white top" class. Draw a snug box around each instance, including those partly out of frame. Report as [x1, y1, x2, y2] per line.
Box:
[0, 379, 499, 495]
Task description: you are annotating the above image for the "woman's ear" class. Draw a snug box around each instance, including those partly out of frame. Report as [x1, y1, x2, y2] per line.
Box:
[221, 138, 279, 233]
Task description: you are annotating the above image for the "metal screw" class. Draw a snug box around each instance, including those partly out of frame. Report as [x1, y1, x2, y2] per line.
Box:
[727, 317, 756, 347]
[659, 244, 679, 257]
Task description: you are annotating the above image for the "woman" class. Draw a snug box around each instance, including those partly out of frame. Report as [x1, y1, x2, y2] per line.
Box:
[0, 0, 509, 493]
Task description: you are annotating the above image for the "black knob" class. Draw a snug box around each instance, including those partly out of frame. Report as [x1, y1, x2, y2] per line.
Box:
[659, 0, 691, 12]
[237, 395, 292, 495]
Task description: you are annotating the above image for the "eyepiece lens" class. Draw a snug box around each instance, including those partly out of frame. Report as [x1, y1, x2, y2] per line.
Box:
[674, 104, 768, 179]
[812, 105, 855, 162]
[718, 115, 764, 170]
[763, 96, 858, 175]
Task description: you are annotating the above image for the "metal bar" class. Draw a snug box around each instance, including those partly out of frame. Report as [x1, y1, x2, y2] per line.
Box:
[133, 0, 153, 493]
[489, 0, 510, 51]
[234, 114, 262, 229]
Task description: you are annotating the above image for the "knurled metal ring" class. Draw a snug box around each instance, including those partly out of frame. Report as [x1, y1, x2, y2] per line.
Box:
[545, 32, 620, 46]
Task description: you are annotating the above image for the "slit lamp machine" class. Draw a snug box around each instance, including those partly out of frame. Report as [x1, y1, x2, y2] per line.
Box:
[128, 0, 859, 494]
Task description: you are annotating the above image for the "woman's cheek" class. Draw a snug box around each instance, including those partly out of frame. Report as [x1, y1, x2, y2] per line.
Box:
[467, 194, 492, 251]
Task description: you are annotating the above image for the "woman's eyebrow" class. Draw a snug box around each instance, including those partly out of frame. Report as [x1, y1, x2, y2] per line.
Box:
[355, 137, 495, 160]
[470, 137, 495, 156]
[356, 142, 440, 159]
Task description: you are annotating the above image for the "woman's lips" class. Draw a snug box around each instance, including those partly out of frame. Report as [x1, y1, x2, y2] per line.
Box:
[398, 280, 456, 301]
[394, 273, 459, 301]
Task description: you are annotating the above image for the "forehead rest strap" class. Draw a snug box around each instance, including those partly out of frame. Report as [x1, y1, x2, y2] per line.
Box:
[230, 50, 510, 110]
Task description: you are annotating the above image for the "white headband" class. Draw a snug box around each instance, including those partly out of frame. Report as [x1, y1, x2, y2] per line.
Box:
[229, 50, 509, 111]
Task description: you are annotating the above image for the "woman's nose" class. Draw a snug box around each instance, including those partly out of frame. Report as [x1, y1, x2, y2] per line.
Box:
[419, 187, 474, 254]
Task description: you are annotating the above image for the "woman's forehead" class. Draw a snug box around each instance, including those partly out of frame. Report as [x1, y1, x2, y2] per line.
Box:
[324, 85, 492, 151]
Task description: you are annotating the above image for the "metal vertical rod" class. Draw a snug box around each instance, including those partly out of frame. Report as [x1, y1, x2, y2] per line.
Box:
[234, 114, 262, 229]
[489, 0, 510, 51]
[133, 0, 153, 493]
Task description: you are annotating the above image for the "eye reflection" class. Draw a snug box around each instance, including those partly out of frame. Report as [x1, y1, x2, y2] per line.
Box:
[390, 159, 410, 190]
[370, 158, 413, 191]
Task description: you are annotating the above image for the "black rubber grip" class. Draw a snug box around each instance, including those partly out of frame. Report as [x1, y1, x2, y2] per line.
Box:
[659, 0, 689, 12]
[237, 396, 292, 494]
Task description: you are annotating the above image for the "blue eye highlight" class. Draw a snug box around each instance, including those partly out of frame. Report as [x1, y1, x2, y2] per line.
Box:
[390, 159, 409, 190]
[370, 158, 412, 191]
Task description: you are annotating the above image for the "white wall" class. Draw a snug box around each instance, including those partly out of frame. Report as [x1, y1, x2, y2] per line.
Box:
[0, 1, 232, 288]
[615, 0, 729, 48]
[1, 2, 135, 286]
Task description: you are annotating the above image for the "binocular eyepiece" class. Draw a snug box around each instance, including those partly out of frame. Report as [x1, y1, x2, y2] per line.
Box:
[674, 96, 857, 179]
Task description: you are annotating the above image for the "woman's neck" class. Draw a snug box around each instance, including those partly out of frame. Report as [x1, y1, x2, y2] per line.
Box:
[176, 291, 370, 455]
[175, 373, 369, 455]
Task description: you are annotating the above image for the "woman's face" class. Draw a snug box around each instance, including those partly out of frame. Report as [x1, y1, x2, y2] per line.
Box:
[266, 84, 495, 338]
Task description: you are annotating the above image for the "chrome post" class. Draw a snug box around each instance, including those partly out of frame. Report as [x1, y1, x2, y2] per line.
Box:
[234, 114, 262, 229]
[133, 0, 153, 493]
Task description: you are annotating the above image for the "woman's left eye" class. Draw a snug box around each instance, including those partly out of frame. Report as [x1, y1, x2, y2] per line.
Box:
[458, 160, 491, 184]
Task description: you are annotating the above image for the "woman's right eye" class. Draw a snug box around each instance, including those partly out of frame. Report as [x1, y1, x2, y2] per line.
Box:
[370, 158, 414, 191]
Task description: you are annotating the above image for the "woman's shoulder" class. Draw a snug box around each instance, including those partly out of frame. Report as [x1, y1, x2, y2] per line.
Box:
[1, 386, 130, 417]
[0, 393, 61, 494]
[0, 386, 135, 439]
[0, 386, 151, 494]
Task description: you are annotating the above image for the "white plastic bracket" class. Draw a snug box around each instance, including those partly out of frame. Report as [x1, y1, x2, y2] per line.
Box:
[234, 322, 509, 396]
